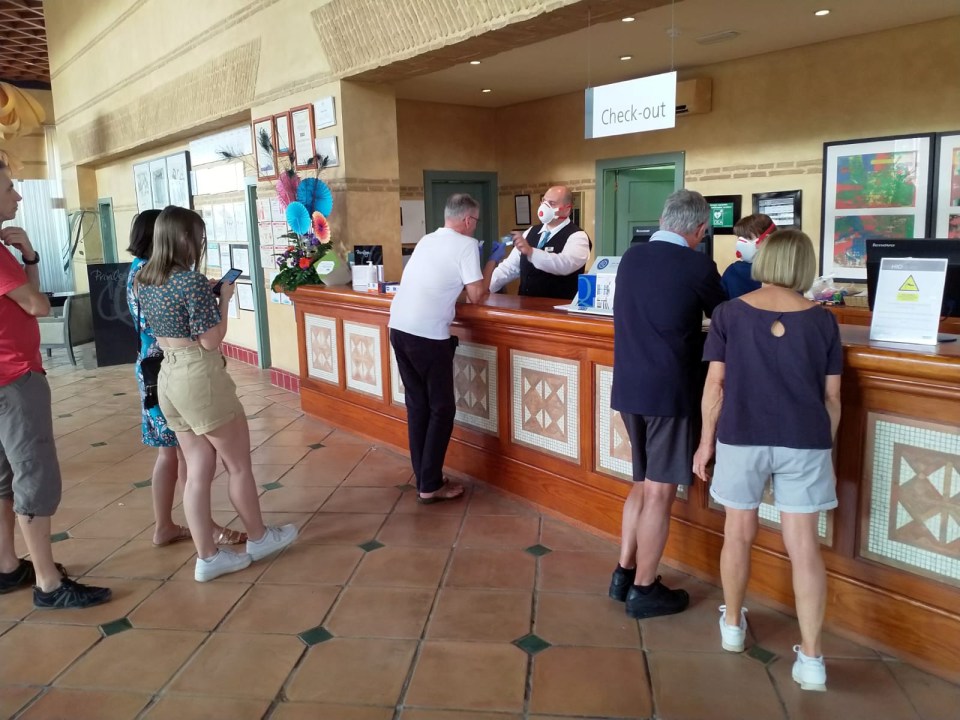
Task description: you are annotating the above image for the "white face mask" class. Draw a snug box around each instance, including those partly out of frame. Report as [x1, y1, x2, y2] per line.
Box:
[735, 236, 759, 262]
[537, 202, 557, 225]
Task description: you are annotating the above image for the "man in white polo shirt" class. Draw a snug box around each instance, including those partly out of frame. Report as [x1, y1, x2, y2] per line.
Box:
[389, 194, 500, 504]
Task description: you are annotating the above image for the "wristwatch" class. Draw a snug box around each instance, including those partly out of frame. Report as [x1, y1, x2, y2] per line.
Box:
[22, 251, 39, 265]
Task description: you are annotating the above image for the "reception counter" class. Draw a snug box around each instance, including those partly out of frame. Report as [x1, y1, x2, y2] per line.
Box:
[291, 285, 960, 679]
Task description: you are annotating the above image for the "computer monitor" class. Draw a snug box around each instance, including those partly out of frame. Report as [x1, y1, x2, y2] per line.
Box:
[629, 224, 713, 259]
[866, 239, 960, 317]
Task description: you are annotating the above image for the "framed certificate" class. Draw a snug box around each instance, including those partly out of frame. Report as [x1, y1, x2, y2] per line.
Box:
[252, 117, 278, 181]
[291, 104, 316, 169]
[274, 112, 292, 159]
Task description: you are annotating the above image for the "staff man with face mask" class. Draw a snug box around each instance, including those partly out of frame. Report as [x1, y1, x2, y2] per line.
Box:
[489, 185, 591, 299]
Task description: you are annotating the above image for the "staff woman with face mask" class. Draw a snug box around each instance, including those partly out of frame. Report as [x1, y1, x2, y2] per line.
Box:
[720, 214, 776, 300]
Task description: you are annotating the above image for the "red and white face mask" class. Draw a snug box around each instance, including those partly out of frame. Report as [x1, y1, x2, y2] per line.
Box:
[735, 223, 776, 262]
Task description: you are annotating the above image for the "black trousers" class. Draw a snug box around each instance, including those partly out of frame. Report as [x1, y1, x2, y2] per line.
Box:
[389, 328, 458, 494]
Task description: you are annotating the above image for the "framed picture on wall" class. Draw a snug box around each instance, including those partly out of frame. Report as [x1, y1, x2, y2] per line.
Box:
[515, 194, 531, 226]
[274, 112, 292, 159]
[252, 117, 278, 181]
[933, 131, 960, 238]
[165, 152, 192, 209]
[149, 158, 169, 208]
[133, 162, 153, 213]
[820, 133, 935, 281]
[235, 281, 255, 311]
[290, 104, 316, 169]
[571, 191, 583, 228]
[704, 195, 742, 233]
[752, 190, 801, 230]
[314, 135, 340, 167]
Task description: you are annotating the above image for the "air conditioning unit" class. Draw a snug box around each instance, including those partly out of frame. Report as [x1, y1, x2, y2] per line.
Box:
[676, 78, 712, 116]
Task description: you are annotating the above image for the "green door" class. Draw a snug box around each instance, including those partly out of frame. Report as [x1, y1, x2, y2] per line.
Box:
[595, 152, 685, 256]
[427, 181, 486, 238]
[613, 167, 676, 255]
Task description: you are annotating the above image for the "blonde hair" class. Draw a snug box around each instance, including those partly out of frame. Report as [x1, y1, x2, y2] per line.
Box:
[137, 206, 207, 286]
[751, 229, 817, 292]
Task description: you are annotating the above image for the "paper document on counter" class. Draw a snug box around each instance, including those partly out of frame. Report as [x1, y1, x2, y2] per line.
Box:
[869, 257, 947, 345]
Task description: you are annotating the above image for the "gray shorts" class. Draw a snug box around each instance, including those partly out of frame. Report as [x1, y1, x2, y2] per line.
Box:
[0, 371, 62, 517]
[621, 413, 695, 486]
[710, 442, 837, 514]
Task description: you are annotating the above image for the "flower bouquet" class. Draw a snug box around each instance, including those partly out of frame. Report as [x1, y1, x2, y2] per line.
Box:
[262, 130, 337, 293]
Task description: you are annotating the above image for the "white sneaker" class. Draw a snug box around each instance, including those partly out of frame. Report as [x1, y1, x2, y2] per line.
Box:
[247, 524, 298, 561]
[194, 549, 252, 582]
[792, 645, 827, 691]
[718, 605, 747, 652]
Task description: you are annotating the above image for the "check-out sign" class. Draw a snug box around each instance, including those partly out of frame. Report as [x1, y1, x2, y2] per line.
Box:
[585, 71, 677, 139]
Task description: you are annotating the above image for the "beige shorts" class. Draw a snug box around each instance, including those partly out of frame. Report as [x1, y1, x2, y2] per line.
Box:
[158, 346, 244, 435]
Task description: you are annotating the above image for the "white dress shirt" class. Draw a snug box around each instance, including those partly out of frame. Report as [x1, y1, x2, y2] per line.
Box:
[489, 218, 591, 294]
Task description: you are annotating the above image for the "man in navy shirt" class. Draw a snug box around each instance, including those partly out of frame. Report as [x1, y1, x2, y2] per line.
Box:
[608, 189, 725, 619]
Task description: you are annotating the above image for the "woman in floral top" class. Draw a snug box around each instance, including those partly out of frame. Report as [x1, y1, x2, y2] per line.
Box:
[126, 210, 245, 548]
[136, 206, 296, 582]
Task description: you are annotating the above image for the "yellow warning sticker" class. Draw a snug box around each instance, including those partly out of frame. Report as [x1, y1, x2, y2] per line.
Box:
[898, 275, 919, 292]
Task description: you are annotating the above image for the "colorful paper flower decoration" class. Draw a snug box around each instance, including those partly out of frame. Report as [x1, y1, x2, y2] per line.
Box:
[297, 178, 333, 218]
[285, 201, 311, 236]
[311, 212, 330, 242]
[276, 171, 301, 212]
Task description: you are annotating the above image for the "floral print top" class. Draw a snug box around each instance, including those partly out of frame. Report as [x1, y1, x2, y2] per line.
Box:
[138, 269, 221, 339]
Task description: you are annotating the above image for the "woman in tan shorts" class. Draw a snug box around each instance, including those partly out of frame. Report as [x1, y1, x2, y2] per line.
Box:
[137, 206, 297, 581]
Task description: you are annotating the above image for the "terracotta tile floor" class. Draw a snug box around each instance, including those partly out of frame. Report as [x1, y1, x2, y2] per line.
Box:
[3, 345, 959, 720]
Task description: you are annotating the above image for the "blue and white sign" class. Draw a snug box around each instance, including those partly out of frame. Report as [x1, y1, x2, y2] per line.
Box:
[585, 71, 677, 139]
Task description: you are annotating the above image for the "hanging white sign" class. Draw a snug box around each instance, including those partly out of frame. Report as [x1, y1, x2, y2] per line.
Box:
[585, 71, 677, 139]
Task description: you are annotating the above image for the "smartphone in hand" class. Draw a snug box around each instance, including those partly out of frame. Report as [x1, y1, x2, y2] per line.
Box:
[213, 268, 243, 295]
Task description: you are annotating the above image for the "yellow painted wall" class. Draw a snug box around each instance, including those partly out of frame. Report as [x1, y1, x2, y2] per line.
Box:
[395, 18, 960, 278]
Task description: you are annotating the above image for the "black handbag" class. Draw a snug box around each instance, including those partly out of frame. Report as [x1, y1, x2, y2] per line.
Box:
[134, 294, 163, 410]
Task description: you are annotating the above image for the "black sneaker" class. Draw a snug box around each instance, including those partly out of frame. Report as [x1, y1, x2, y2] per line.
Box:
[624, 575, 689, 619]
[608, 565, 636, 602]
[33, 578, 112, 610]
[0, 559, 67, 594]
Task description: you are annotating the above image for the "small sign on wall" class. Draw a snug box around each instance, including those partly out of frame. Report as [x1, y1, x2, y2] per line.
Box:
[585, 71, 677, 139]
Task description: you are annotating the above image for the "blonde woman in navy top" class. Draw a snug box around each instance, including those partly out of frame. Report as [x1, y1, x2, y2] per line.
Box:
[137, 207, 297, 581]
[693, 230, 842, 692]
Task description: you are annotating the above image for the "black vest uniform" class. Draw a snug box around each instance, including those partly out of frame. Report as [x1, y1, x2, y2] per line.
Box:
[518, 222, 592, 299]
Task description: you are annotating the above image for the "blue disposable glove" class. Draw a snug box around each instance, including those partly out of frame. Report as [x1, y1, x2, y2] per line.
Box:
[488, 240, 507, 264]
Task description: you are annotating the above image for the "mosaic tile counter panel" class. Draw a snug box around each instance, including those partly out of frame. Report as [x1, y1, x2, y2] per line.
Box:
[291, 287, 960, 678]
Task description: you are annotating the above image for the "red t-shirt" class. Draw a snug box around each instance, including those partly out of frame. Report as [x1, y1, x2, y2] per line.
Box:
[0, 244, 43, 386]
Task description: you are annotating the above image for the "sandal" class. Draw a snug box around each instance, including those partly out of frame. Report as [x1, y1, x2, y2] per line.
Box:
[152, 525, 191, 547]
[418, 482, 465, 504]
[213, 526, 248, 545]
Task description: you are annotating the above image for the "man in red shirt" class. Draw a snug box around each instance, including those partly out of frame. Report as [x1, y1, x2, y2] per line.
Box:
[0, 161, 111, 608]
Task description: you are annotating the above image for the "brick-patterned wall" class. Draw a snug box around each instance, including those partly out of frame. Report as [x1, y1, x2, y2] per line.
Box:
[315, 0, 670, 82]
[67, 40, 261, 165]
[686, 159, 823, 183]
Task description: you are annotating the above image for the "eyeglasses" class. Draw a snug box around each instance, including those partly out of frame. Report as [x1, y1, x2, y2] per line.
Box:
[467, 215, 480, 222]
[541, 199, 569, 209]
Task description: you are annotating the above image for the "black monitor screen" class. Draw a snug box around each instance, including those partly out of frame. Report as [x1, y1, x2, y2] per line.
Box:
[866, 238, 960, 318]
[630, 224, 713, 259]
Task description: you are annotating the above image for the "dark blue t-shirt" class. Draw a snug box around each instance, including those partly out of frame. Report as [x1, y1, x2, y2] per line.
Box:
[702, 299, 843, 449]
[721, 261, 761, 299]
[612, 239, 725, 417]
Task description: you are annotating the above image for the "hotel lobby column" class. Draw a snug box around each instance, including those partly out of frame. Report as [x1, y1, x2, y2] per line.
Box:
[337, 80, 402, 280]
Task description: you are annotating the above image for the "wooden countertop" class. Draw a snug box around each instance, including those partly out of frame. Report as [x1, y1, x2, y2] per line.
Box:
[293, 285, 960, 370]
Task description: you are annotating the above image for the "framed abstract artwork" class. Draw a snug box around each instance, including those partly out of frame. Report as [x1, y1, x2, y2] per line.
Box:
[933, 131, 960, 239]
[252, 117, 278, 181]
[820, 133, 935, 281]
[752, 190, 801, 230]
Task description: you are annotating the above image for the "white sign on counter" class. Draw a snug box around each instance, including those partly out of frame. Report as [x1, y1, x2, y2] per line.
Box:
[870, 257, 947, 345]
